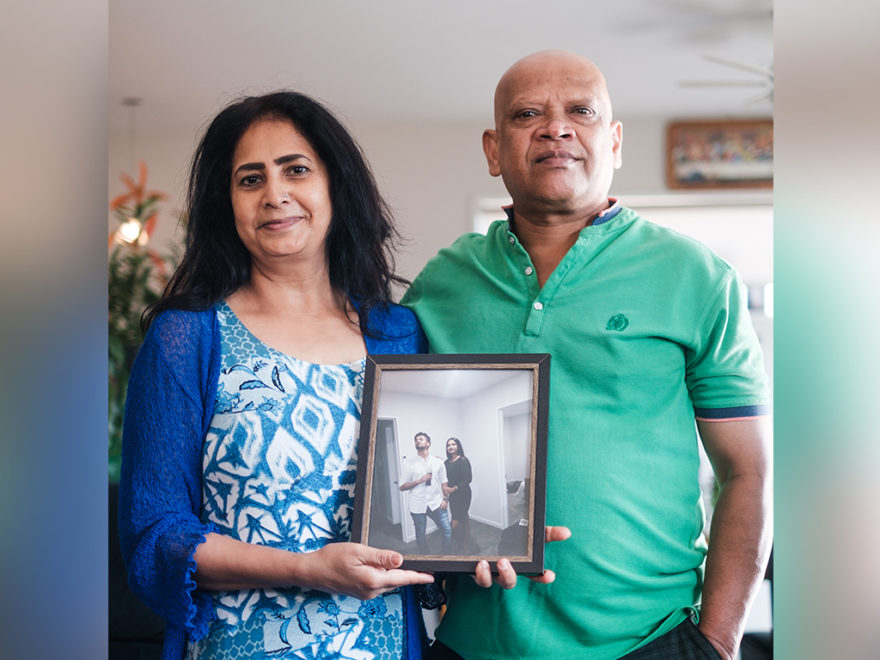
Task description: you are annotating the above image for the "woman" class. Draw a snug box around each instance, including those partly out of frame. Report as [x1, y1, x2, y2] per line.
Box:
[118, 91, 434, 660]
[442, 438, 473, 555]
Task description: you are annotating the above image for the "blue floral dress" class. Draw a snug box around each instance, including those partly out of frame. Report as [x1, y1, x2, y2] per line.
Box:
[185, 302, 403, 659]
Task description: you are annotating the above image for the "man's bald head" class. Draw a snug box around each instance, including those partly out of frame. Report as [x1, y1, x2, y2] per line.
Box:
[493, 50, 614, 127]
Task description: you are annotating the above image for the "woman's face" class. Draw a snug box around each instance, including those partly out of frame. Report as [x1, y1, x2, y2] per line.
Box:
[446, 439, 458, 457]
[230, 119, 333, 268]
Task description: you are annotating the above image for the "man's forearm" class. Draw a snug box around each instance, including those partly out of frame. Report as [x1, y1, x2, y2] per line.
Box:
[698, 472, 772, 659]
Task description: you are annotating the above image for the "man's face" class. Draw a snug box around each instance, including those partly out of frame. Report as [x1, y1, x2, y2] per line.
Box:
[483, 52, 622, 221]
[414, 434, 430, 451]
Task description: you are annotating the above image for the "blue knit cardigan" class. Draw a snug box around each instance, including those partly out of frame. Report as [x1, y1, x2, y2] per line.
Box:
[118, 304, 428, 660]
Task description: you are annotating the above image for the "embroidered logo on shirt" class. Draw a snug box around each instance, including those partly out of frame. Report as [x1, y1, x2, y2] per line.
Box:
[606, 314, 629, 332]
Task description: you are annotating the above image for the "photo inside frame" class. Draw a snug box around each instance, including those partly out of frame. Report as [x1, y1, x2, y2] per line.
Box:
[351, 354, 550, 575]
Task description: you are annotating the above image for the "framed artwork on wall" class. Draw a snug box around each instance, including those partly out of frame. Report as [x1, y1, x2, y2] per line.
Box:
[666, 118, 773, 190]
[351, 353, 550, 574]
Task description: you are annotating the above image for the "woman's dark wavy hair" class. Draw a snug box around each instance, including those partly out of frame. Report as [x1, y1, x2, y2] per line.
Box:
[445, 437, 465, 459]
[142, 91, 407, 336]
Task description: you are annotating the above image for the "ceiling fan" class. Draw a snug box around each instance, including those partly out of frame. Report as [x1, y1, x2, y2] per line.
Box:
[678, 54, 774, 106]
[617, 1, 773, 107]
[621, 0, 772, 42]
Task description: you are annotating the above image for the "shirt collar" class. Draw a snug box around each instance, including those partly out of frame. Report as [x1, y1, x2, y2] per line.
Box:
[503, 198, 622, 226]
[592, 198, 622, 225]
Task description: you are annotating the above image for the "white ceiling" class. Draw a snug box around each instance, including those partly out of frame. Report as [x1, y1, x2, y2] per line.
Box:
[380, 368, 528, 399]
[109, 0, 773, 136]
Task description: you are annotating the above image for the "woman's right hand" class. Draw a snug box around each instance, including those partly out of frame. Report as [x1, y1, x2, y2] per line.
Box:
[194, 533, 433, 600]
[298, 542, 434, 601]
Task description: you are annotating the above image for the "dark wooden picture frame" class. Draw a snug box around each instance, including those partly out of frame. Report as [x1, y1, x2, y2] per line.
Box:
[666, 118, 773, 189]
[351, 354, 550, 574]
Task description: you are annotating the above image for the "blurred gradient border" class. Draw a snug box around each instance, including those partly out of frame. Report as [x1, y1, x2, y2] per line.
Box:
[0, 2, 108, 658]
[774, 0, 880, 657]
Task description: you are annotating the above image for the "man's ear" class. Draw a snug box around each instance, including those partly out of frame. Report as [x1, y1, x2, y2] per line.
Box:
[482, 129, 502, 177]
[611, 120, 623, 170]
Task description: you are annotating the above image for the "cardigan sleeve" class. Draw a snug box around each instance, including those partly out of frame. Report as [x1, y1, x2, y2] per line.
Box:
[363, 302, 428, 354]
[117, 309, 219, 641]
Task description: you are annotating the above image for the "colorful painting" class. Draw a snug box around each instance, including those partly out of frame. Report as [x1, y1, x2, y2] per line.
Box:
[667, 119, 773, 189]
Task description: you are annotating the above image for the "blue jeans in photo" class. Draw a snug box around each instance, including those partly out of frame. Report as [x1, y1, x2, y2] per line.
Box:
[411, 505, 452, 554]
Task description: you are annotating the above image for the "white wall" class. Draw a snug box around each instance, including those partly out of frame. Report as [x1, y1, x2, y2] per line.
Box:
[503, 412, 530, 483]
[607, 116, 670, 194]
[378, 391, 460, 462]
[351, 121, 507, 283]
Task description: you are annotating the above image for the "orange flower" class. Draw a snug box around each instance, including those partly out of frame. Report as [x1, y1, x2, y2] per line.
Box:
[109, 161, 168, 211]
[142, 212, 158, 239]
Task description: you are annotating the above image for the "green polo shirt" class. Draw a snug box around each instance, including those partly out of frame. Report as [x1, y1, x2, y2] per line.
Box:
[402, 205, 770, 659]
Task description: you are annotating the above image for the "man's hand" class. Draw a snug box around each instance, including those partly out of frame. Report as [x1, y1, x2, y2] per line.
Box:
[473, 526, 571, 589]
[698, 627, 735, 660]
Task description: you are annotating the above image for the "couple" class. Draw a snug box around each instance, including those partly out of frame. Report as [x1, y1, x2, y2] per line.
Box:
[120, 49, 770, 660]
[399, 433, 473, 556]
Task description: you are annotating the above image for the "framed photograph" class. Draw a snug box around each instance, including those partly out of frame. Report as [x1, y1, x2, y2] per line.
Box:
[666, 118, 773, 189]
[351, 353, 550, 574]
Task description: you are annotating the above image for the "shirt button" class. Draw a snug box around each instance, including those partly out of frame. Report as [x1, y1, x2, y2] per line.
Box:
[508, 235, 515, 245]
[533, 301, 543, 311]
[524, 266, 534, 276]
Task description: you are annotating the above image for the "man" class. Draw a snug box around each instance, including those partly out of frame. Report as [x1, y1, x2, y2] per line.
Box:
[403, 50, 771, 659]
[399, 432, 453, 555]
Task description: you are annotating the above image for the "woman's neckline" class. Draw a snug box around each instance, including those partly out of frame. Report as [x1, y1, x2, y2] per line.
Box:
[218, 300, 365, 368]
